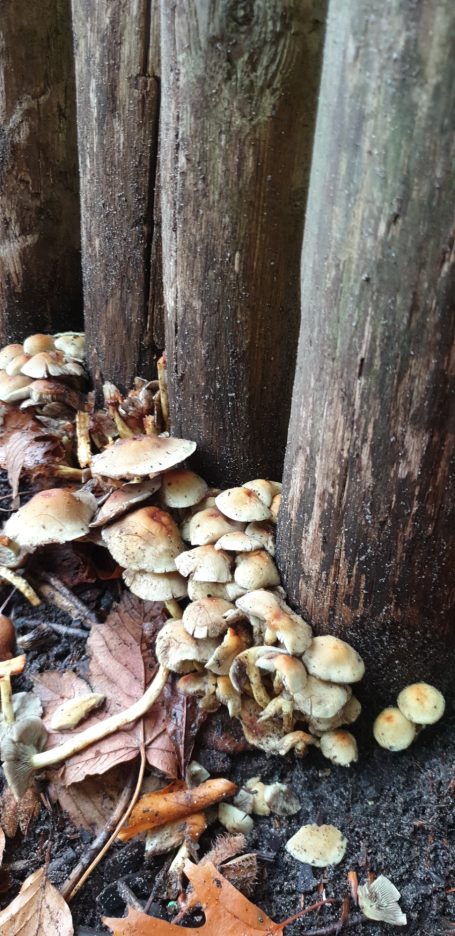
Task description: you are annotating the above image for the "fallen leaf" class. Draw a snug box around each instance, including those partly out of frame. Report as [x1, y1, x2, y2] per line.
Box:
[34, 593, 178, 785]
[0, 784, 42, 838]
[104, 859, 284, 935]
[48, 765, 132, 834]
[118, 778, 236, 842]
[163, 678, 208, 775]
[5, 428, 67, 498]
[0, 408, 41, 467]
[0, 866, 73, 935]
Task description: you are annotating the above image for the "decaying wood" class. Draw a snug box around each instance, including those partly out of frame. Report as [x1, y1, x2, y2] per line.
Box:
[72, 0, 162, 391]
[277, 0, 455, 703]
[0, 0, 82, 344]
[161, 0, 326, 484]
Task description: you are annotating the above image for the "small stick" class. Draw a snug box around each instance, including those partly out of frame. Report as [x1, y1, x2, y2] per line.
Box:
[60, 760, 138, 900]
[64, 743, 147, 901]
[17, 620, 88, 643]
[0, 568, 40, 606]
[32, 571, 98, 627]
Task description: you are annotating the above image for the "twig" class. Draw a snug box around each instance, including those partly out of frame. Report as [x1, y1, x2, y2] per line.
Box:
[0, 587, 16, 613]
[17, 620, 88, 642]
[62, 742, 147, 902]
[31, 571, 98, 627]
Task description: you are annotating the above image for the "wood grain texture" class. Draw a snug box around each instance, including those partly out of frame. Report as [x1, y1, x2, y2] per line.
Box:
[0, 0, 82, 343]
[72, 0, 161, 391]
[277, 0, 455, 703]
[161, 0, 326, 484]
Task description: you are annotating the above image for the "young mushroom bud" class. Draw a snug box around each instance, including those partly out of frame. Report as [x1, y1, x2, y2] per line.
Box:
[234, 550, 280, 590]
[23, 333, 55, 355]
[319, 730, 359, 767]
[303, 635, 365, 683]
[175, 545, 233, 583]
[286, 824, 347, 867]
[182, 597, 234, 640]
[396, 682, 445, 726]
[216, 487, 271, 522]
[373, 707, 417, 751]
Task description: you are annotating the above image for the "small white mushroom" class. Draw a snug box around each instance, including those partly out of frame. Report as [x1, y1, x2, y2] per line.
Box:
[54, 332, 85, 360]
[187, 578, 246, 601]
[242, 479, 274, 507]
[186, 761, 210, 786]
[286, 824, 347, 867]
[397, 682, 445, 725]
[373, 707, 417, 751]
[215, 531, 263, 553]
[216, 488, 271, 522]
[320, 730, 358, 767]
[161, 469, 208, 508]
[182, 597, 234, 639]
[155, 621, 219, 673]
[101, 506, 185, 572]
[234, 550, 280, 590]
[294, 675, 351, 720]
[235, 590, 313, 655]
[303, 636, 365, 684]
[0, 344, 24, 369]
[244, 522, 276, 556]
[5, 353, 31, 376]
[23, 333, 55, 355]
[123, 569, 187, 601]
[307, 695, 362, 735]
[175, 545, 233, 582]
[263, 782, 301, 816]
[188, 507, 244, 545]
[218, 802, 254, 834]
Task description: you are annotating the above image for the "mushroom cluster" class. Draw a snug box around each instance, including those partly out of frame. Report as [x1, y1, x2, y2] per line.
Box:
[0, 332, 86, 413]
[373, 682, 445, 752]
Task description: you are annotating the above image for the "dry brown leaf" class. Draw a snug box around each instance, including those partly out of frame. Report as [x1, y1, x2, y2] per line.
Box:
[48, 765, 132, 834]
[118, 778, 237, 842]
[0, 408, 41, 467]
[0, 866, 73, 935]
[0, 784, 42, 838]
[104, 859, 284, 935]
[5, 428, 67, 498]
[34, 593, 178, 785]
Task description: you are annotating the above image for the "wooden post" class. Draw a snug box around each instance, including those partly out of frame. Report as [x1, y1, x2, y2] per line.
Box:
[72, 0, 161, 392]
[160, 0, 326, 485]
[0, 0, 82, 344]
[276, 0, 455, 704]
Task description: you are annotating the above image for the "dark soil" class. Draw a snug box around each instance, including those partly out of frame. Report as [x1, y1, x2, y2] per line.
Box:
[0, 481, 453, 935]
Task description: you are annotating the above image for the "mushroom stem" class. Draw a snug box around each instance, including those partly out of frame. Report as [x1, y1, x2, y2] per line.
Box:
[164, 600, 183, 619]
[0, 568, 41, 606]
[32, 665, 169, 770]
[54, 465, 92, 482]
[0, 677, 14, 725]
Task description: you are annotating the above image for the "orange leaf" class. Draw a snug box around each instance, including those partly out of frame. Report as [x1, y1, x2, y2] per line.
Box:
[104, 859, 284, 935]
[118, 778, 236, 842]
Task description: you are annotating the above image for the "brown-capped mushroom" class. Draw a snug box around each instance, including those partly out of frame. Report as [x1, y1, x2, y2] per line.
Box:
[0, 615, 16, 659]
[175, 545, 233, 583]
[205, 627, 250, 675]
[0, 373, 32, 403]
[22, 334, 55, 355]
[90, 478, 161, 528]
[91, 434, 196, 480]
[182, 597, 234, 639]
[216, 488, 271, 522]
[101, 505, 185, 572]
[4, 488, 97, 549]
[320, 729, 358, 766]
[188, 508, 244, 546]
[242, 480, 275, 506]
[21, 350, 85, 379]
[303, 636, 365, 684]
[161, 469, 208, 508]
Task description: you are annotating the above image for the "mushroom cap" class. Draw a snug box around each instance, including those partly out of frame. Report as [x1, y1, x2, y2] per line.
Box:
[270, 494, 281, 522]
[0, 372, 32, 403]
[91, 435, 197, 480]
[54, 332, 85, 361]
[123, 569, 187, 601]
[244, 521, 276, 556]
[23, 334, 55, 355]
[307, 695, 362, 736]
[101, 505, 185, 572]
[205, 627, 250, 675]
[257, 652, 308, 696]
[214, 531, 262, 552]
[234, 550, 280, 590]
[188, 508, 244, 546]
[187, 578, 246, 602]
[182, 597, 234, 639]
[286, 824, 347, 867]
[303, 636, 365, 683]
[175, 545, 232, 583]
[397, 682, 445, 725]
[0, 344, 24, 369]
[4, 488, 97, 548]
[294, 675, 350, 719]
[27, 379, 82, 409]
[155, 621, 219, 673]
[235, 589, 280, 619]
[242, 479, 274, 507]
[5, 353, 31, 377]
[263, 782, 301, 816]
[229, 645, 286, 696]
[320, 730, 358, 767]
[161, 468, 208, 508]
[21, 350, 85, 379]
[215, 487, 271, 522]
[373, 706, 417, 751]
[89, 478, 161, 528]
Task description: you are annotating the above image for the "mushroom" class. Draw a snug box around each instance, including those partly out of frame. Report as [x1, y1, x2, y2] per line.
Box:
[319, 730, 358, 767]
[244, 777, 270, 816]
[187, 578, 246, 602]
[89, 478, 161, 528]
[101, 506, 185, 571]
[285, 824, 347, 867]
[270, 494, 281, 522]
[4, 488, 97, 549]
[234, 550, 280, 590]
[244, 522, 276, 556]
[373, 707, 416, 751]
[0, 655, 26, 725]
[242, 479, 274, 506]
[22, 334, 55, 355]
[54, 332, 85, 360]
[0, 373, 32, 403]
[91, 434, 196, 479]
[1, 666, 169, 799]
[307, 694, 362, 736]
[50, 693, 105, 730]
[215, 675, 242, 717]
[175, 545, 233, 583]
[358, 875, 407, 926]
[218, 802, 254, 834]
[5, 353, 31, 376]
[215, 488, 271, 522]
[230, 646, 284, 708]
[263, 782, 301, 816]
[0, 536, 24, 569]
[214, 531, 263, 553]
[239, 697, 317, 756]
[21, 350, 85, 379]
[182, 597, 234, 639]
[205, 627, 250, 675]
[396, 682, 445, 725]
[188, 508, 244, 546]
[25, 378, 82, 410]
[303, 635, 365, 683]
[177, 672, 219, 712]
[256, 652, 309, 732]
[161, 469, 208, 508]
[294, 675, 351, 720]
[0, 344, 24, 369]
[155, 621, 219, 673]
[123, 569, 188, 601]
[235, 589, 313, 655]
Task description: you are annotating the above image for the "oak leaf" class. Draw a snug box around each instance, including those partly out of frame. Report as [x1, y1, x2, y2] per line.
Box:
[104, 859, 285, 935]
[0, 867, 73, 935]
[34, 593, 178, 785]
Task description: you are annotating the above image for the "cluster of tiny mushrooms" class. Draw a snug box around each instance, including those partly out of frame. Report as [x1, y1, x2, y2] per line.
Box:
[0, 334, 447, 853]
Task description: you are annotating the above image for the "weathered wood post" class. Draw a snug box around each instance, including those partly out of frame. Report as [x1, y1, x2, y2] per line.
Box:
[72, 0, 161, 392]
[0, 0, 82, 344]
[277, 0, 455, 704]
[160, 0, 326, 484]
